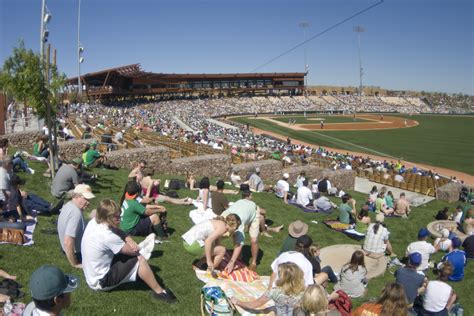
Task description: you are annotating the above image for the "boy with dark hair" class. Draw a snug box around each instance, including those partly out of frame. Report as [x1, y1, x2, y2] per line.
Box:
[211, 180, 229, 215]
[23, 265, 79, 315]
[120, 181, 167, 238]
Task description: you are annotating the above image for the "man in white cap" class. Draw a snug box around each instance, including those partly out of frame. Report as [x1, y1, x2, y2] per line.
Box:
[57, 184, 95, 269]
[275, 173, 291, 203]
[23, 265, 79, 315]
[248, 167, 264, 192]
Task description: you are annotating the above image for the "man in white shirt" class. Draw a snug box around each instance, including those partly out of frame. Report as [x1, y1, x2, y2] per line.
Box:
[406, 228, 436, 271]
[296, 179, 313, 207]
[268, 251, 314, 290]
[275, 173, 291, 203]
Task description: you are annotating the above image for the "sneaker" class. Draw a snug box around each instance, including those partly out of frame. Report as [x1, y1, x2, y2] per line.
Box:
[150, 289, 176, 303]
[139, 233, 156, 260]
[27, 168, 35, 174]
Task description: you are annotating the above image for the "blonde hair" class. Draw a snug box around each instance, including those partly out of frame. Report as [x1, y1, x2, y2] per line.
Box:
[96, 199, 120, 227]
[309, 244, 320, 257]
[276, 262, 305, 296]
[215, 214, 241, 233]
[300, 284, 328, 315]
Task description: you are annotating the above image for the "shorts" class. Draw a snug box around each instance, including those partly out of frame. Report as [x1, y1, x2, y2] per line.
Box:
[248, 211, 260, 239]
[99, 254, 139, 290]
[129, 217, 153, 236]
[183, 241, 204, 256]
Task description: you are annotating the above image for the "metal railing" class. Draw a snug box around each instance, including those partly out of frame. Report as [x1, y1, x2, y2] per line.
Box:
[4, 116, 43, 134]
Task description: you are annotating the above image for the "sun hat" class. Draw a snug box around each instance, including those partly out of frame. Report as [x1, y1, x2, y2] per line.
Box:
[29, 265, 79, 300]
[288, 220, 308, 238]
[73, 184, 95, 199]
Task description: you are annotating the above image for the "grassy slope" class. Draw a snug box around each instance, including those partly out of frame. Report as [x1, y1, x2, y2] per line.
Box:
[0, 161, 472, 314]
[232, 115, 474, 175]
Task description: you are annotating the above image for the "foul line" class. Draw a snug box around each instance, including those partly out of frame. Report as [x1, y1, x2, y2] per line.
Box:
[310, 131, 398, 159]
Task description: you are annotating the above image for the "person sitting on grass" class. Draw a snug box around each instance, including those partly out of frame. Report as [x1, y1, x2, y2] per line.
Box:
[57, 184, 95, 269]
[81, 199, 176, 302]
[355, 204, 371, 234]
[434, 228, 453, 252]
[293, 284, 338, 316]
[231, 262, 305, 315]
[338, 194, 356, 225]
[394, 252, 427, 309]
[420, 262, 458, 315]
[182, 214, 241, 271]
[394, 192, 411, 218]
[274, 173, 291, 204]
[436, 237, 466, 282]
[279, 220, 308, 254]
[210, 180, 229, 216]
[51, 158, 83, 199]
[83, 142, 107, 168]
[375, 191, 393, 216]
[352, 282, 408, 316]
[32, 135, 49, 159]
[363, 220, 396, 257]
[296, 179, 313, 208]
[120, 181, 168, 239]
[334, 250, 368, 298]
[313, 195, 337, 213]
[1, 175, 28, 222]
[128, 161, 191, 205]
[406, 228, 436, 272]
[23, 265, 79, 316]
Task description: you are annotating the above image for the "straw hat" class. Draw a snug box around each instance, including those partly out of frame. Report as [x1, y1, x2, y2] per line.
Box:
[288, 220, 308, 238]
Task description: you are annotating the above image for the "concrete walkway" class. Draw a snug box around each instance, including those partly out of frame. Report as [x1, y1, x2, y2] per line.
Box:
[207, 118, 237, 130]
[354, 177, 435, 207]
[172, 116, 194, 132]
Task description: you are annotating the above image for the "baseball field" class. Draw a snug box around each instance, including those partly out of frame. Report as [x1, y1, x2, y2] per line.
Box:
[231, 114, 474, 177]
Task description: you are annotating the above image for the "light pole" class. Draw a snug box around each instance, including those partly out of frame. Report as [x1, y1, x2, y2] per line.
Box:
[353, 26, 364, 97]
[77, 0, 84, 99]
[299, 21, 310, 96]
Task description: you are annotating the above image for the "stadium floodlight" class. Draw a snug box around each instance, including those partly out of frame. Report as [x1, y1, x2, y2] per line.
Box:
[77, 0, 82, 97]
[43, 12, 52, 23]
[353, 26, 365, 97]
[79, 57, 84, 63]
[299, 20, 310, 95]
[40, 0, 52, 60]
[42, 30, 49, 42]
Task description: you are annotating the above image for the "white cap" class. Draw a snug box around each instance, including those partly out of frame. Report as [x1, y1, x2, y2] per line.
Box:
[73, 184, 95, 199]
[441, 228, 450, 238]
[283, 173, 290, 179]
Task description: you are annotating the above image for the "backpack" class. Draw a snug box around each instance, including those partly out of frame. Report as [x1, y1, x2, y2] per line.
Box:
[168, 179, 181, 191]
[0, 279, 24, 299]
[201, 286, 233, 316]
[329, 290, 352, 316]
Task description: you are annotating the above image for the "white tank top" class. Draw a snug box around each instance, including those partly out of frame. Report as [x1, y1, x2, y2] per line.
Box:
[182, 220, 214, 247]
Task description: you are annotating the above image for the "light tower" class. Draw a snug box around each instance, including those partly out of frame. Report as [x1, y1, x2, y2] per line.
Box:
[299, 20, 310, 95]
[40, 0, 52, 62]
[77, 0, 84, 98]
[353, 26, 365, 97]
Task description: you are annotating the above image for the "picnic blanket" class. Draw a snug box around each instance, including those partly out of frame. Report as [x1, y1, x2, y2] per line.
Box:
[323, 219, 365, 241]
[288, 200, 333, 214]
[0, 218, 37, 246]
[195, 270, 274, 316]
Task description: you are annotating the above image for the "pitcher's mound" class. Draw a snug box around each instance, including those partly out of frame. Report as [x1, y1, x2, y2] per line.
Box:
[319, 244, 386, 279]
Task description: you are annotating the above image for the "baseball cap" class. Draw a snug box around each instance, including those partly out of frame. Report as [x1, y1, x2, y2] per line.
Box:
[283, 173, 290, 179]
[418, 228, 430, 238]
[255, 167, 261, 173]
[452, 237, 462, 248]
[441, 228, 450, 238]
[408, 252, 422, 266]
[72, 157, 83, 166]
[73, 184, 95, 199]
[29, 265, 79, 300]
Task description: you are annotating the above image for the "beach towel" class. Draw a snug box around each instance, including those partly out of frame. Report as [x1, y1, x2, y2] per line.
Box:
[323, 220, 365, 241]
[195, 269, 274, 316]
[0, 218, 37, 246]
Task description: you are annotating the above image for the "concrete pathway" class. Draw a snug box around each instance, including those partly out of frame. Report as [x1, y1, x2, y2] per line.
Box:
[207, 118, 237, 130]
[354, 177, 435, 207]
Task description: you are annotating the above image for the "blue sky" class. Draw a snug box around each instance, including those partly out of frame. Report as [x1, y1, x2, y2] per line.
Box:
[1, 0, 473, 94]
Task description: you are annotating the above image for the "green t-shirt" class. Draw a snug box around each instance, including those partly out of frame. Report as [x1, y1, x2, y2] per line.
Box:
[338, 203, 352, 224]
[33, 143, 40, 156]
[280, 236, 297, 254]
[385, 195, 394, 209]
[375, 197, 384, 213]
[84, 149, 100, 166]
[120, 198, 146, 232]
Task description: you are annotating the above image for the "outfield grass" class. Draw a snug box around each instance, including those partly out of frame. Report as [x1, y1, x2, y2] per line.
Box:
[0, 161, 472, 314]
[232, 114, 474, 175]
[272, 115, 369, 124]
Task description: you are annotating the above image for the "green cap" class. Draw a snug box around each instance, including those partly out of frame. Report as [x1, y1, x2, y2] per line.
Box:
[29, 265, 79, 300]
[72, 157, 83, 165]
